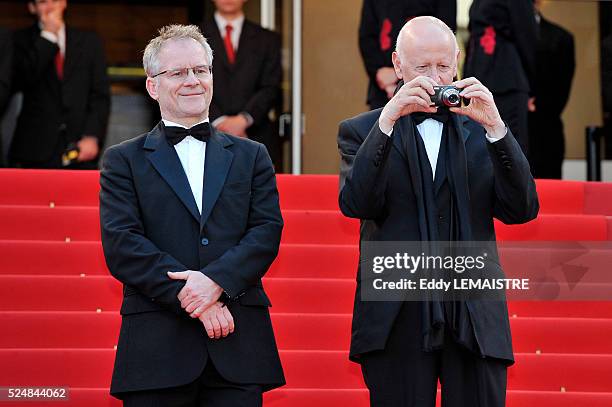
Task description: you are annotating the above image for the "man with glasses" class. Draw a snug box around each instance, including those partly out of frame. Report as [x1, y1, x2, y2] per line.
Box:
[100, 24, 285, 406]
[10, 0, 110, 168]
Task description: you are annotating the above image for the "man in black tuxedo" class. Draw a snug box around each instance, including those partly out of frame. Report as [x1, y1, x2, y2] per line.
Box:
[0, 27, 12, 167]
[528, 0, 575, 179]
[358, 0, 456, 110]
[100, 24, 284, 406]
[338, 17, 538, 407]
[9, 0, 110, 169]
[464, 0, 538, 156]
[201, 0, 282, 168]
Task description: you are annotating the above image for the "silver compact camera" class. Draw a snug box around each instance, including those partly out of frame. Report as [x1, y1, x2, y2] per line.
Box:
[430, 85, 463, 107]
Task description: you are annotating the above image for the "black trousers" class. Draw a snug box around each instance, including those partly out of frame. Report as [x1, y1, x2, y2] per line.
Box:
[360, 302, 507, 407]
[121, 360, 263, 407]
[494, 91, 529, 159]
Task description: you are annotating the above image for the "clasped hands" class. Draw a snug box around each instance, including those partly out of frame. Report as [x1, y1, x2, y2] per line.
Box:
[379, 76, 506, 139]
[168, 271, 235, 339]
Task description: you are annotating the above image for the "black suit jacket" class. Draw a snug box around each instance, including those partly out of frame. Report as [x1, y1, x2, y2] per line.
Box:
[100, 123, 285, 397]
[0, 27, 11, 114]
[0, 27, 12, 167]
[358, 0, 456, 109]
[464, 0, 538, 95]
[201, 19, 281, 166]
[10, 25, 110, 166]
[337, 109, 539, 363]
[528, 15, 575, 178]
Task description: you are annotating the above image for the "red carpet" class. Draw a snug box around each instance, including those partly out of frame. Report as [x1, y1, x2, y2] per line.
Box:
[1, 169, 612, 406]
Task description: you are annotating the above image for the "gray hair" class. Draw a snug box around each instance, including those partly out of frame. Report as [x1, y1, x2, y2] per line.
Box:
[143, 24, 213, 76]
[395, 16, 459, 59]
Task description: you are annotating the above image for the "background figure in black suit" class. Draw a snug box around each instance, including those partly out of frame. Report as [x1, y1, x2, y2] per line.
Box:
[0, 27, 12, 167]
[9, 0, 110, 169]
[338, 17, 538, 407]
[464, 0, 538, 156]
[201, 0, 282, 169]
[358, 0, 456, 110]
[528, 0, 575, 179]
[100, 25, 284, 406]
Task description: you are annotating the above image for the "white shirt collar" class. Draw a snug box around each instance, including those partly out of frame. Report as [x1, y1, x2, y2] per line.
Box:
[214, 12, 245, 32]
[162, 118, 210, 129]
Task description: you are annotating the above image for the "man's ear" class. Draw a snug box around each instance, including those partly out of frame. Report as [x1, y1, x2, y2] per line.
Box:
[454, 48, 461, 78]
[27, 2, 36, 15]
[145, 77, 159, 101]
[391, 51, 403, 80]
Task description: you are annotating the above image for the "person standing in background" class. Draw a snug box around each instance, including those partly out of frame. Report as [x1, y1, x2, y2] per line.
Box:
[528, 0, 575, 179]
[358, 0, 456, 110]
[464, 0, 538, 156]
[0, 27, 13, 167]
[10, 0, 110, 169]
[201, 0, 282, 169]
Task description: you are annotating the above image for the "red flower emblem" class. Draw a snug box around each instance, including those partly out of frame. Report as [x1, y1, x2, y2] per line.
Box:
[380, 18, 392, 51]
[480, 26, 496, 55]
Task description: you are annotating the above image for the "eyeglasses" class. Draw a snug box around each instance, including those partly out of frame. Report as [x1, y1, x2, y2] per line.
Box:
[151, 65, 212, 80]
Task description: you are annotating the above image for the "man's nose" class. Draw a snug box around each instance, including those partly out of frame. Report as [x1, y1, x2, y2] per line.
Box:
[183, 69, 200, 85]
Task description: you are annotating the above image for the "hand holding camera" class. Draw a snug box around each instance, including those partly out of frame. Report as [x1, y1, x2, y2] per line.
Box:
[450, 77, 505, 138]
[379, 76, 439, 133]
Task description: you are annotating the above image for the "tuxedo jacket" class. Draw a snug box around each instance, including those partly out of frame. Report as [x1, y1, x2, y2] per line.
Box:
[337, 109, 539, 363]
[464, 0, 538, 95]
[359, 0, 456, 109]
[99, 123, 285, 397]
[10, 25, 110, 165]
[201, 19, 281, 166]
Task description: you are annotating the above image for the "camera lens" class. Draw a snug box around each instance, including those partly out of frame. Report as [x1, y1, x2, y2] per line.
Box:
[447, 94, 459, 104]
[442, 88, 461, 107]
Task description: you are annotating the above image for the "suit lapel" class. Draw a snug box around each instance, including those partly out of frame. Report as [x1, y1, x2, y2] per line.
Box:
[144, 123, 201, 223]
[204, 18, 234, 71]
[200, 128, 234, 229]
[62, 27, 82, 81]
[233, 20, 256, 69]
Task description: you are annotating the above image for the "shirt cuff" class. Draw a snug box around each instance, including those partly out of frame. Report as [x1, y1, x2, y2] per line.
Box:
[485, 126, 508, 143]
[212, 115, 228, 127]
[379, 121, 393, 137]
[40, 31, 59, 44]
[239, 112, 254, 127]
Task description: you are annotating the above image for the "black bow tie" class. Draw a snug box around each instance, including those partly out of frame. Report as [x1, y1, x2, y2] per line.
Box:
[164, 122, 211, 145]
[412, 108, 450, 125]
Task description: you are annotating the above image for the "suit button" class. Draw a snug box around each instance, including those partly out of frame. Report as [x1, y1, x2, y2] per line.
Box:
[201, 238, 209, 246]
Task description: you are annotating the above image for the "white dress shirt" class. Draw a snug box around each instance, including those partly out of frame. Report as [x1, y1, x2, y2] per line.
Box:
[381, 117, 506, 179]
[163, 119, 209, 215]
[214, 12, 245, 50]
[40, 23, 66, 56]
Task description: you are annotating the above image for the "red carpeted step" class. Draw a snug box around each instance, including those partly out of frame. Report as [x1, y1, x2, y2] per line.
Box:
[507, 301, 612, 318]
[2, 205, 609, 242]
[276, 175, 340, 210]
[0, 169, 100, 207]
[2, 311, 612, 354]
[2, 275, 612, 318]
[0, 241, 359, 279]
[535, 180, 585, 214]
[1, 349, 611, 392]
[0, 275, 356, 313]
[0, 241, 108, 275]
[585, 182, 612, 215]
[1, 388, 611, 407]
[493, 215, 609, 241]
